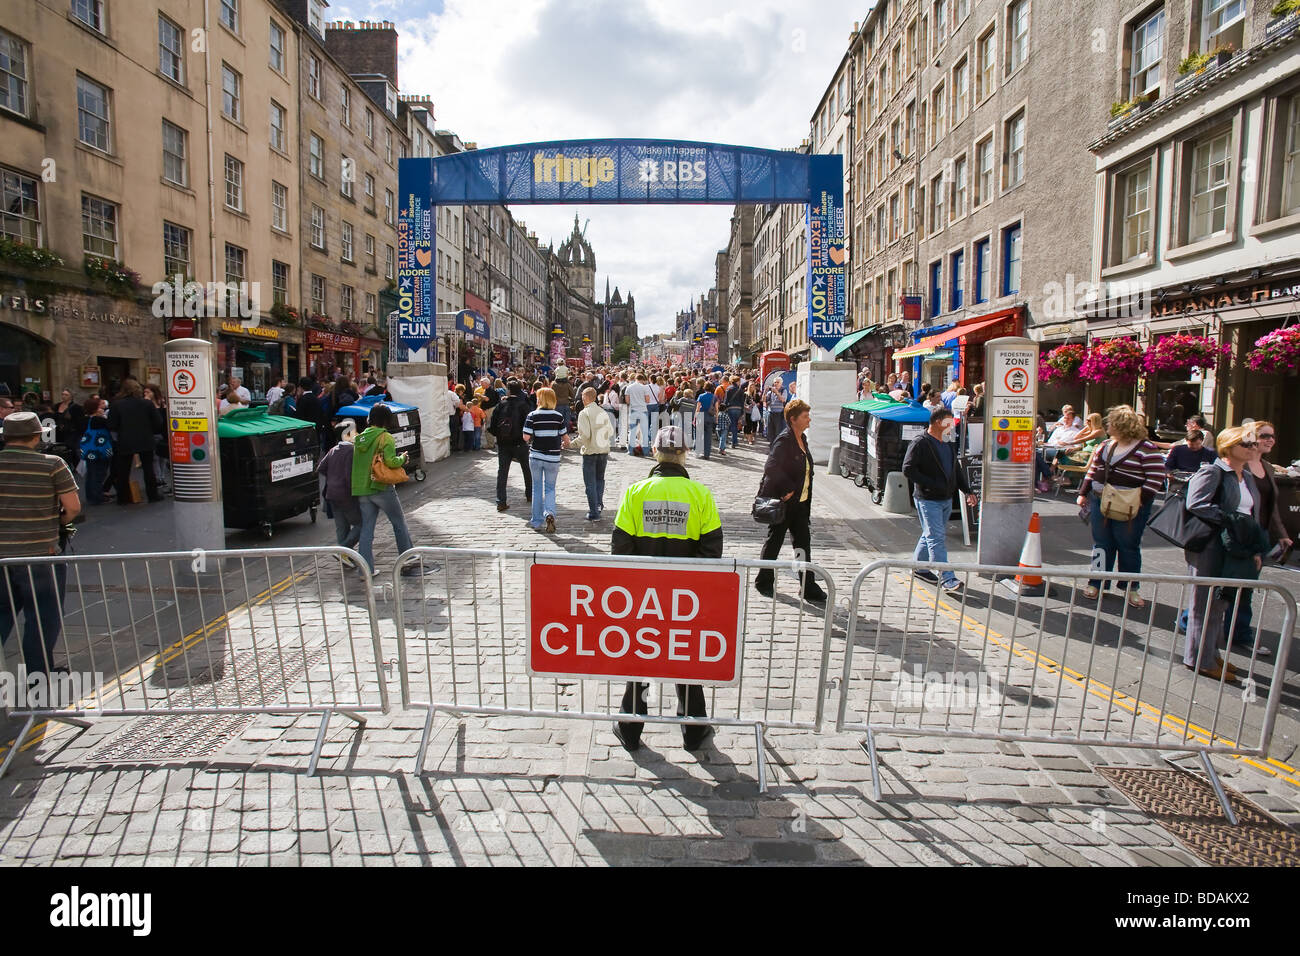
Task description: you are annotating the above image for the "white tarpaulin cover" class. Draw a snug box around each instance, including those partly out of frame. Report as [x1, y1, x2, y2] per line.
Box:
[386, 373, 447, 464]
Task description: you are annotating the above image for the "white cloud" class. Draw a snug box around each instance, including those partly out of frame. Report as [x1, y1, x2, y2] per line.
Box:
[333, 0, 866, 334]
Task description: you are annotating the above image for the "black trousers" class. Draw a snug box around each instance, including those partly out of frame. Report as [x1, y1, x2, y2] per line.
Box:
[756, 497, 813, 589]
[618, 682, 708, 745]
[112, 448, 159, 503]
[495, 441, 532, 504]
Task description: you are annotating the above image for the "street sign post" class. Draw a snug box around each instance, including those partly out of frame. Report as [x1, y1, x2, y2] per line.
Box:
[526, 559, 743, 685]
[165, 338, 223, 553]
[978, 336, 1039, 567]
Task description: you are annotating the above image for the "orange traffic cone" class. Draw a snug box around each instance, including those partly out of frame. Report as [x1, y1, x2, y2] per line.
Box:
[1012, 512, 1047, 596]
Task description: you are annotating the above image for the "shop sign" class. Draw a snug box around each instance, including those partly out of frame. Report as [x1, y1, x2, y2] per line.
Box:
[1148, 278, 1300, 319]
[306, 329, 360, 351]
[80, 365, 100, 389]
[221, 321, 279, 340]
[1, 293, 48, 314]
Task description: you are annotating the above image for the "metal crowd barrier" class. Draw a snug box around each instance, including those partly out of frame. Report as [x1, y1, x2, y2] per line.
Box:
[0, 547, 389, 778]
[391, 547, 837, 792]
[838, 560, 1296, 822]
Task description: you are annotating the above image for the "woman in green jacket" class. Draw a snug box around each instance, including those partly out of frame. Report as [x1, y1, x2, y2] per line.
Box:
[352, 404, 416, 574]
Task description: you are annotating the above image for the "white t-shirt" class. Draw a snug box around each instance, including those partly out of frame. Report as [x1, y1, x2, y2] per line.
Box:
[265, 386, 284, 404]
[623, 381, 652, 411]
[229, 386, 251, 403]
[1216, 459, 1253, 514]
[1047, 421, 1084, 446]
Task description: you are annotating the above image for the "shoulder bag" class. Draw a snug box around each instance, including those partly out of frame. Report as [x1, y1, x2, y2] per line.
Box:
[1098, 441, 1144, 522]
[752, 496, 787, 525]
[1147, 468, 1222, 551]
[370, 437, 408, 485]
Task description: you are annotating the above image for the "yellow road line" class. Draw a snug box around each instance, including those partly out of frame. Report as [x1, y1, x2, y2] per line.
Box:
[0, 569, 305, 758]
[892, 573, 1300, 789]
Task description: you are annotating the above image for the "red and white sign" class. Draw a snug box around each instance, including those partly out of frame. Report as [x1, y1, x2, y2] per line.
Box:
[526, 560, 743, 685]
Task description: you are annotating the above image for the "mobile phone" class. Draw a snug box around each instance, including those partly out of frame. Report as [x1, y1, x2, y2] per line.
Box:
[1267, 542, 1288, 562]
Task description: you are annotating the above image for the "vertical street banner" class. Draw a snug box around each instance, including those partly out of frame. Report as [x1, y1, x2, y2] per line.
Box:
[806, 154, 847, 351]
[396, 164, 435, 352]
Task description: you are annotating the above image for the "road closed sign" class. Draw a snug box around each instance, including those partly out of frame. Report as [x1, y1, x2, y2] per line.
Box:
[526, 560, 743, 685]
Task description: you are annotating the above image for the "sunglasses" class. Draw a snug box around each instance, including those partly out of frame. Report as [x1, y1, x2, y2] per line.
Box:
[1239, 441, 1258, 449]
[1258, 433, 1275, 439]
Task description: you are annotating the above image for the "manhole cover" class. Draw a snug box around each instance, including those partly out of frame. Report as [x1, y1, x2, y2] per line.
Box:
[1097, 766, 1300, 867]
[89, 646, 325, 762]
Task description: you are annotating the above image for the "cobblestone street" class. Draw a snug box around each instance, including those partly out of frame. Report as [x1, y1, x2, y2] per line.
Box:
[3, 438, 1297, 866]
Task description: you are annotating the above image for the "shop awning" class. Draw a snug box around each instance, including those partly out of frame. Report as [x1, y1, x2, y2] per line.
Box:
[893, 313, 1017, 360]
[830, 324, 881, 356]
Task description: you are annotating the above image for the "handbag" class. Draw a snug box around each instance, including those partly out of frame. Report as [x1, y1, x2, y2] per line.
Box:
[1097, 441, 1144, 521]
[1147, 469, 1223, 551]
[370, 445, 408, 485]
[752, 496, 787, 525]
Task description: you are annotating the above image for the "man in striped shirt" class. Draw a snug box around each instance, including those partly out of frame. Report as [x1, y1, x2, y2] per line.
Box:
[0, 412, 81, 676]
[522, 386, 569, 533]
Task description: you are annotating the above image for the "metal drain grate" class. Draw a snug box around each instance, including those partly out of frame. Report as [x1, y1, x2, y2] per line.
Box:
[1097, 766, 1300, 867]
[89, 712, 256, 762]
[89, 646, 325, 762]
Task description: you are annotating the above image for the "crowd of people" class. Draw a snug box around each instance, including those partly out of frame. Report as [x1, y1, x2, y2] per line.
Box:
[2, 354, 1293, 752]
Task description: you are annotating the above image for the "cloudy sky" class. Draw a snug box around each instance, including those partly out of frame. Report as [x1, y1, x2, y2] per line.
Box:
[331, 0, 867, 334]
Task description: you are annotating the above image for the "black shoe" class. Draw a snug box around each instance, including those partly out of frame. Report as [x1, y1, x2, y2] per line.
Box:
[400, 563, 442, 577]
[913, 569, 939, 583]
[497, 502, 509, 512]
[682, 724, 714, 751]
[755, 579, 774, 599]
[802, 585, 828, 603]
[612, 723, 641, 753]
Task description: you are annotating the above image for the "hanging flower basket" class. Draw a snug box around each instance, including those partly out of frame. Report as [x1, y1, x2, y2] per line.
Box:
[1038, 343, 1087, 385]
[1246, 326, 1300, 374]
[1079, 337, 1144, 385]
[1141, 334, 1231, 375]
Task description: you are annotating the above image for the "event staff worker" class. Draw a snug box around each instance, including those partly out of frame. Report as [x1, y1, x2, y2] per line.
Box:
[754, 399, 828, 603]
[611, 425, 721, 753]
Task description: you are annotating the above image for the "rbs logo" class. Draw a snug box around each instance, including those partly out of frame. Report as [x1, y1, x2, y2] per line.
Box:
[638, 160, 706, 184]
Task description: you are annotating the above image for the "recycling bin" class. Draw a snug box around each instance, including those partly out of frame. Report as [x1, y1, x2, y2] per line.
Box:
[216, 407, 320, 538]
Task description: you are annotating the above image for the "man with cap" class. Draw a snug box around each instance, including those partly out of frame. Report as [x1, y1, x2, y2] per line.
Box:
[610, 425, 722, 752]
[0, 411, 81, 677]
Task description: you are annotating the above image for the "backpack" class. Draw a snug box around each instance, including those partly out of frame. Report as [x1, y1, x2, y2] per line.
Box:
[80, 424, 113, 462]
[491, 398, 521, 442]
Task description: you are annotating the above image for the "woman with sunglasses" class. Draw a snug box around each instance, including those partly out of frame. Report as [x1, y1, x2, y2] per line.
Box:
[1221, 422, 1292, 656]
[1182, 426, 1272, 682]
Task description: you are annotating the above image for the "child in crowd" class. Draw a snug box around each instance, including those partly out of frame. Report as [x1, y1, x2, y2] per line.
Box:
[462, 401, 477, 451]
[469, 398, 485, 450]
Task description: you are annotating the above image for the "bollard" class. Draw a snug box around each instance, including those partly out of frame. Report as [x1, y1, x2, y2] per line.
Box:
[881, 471, 912, 514]
[826, 445, 842, 476]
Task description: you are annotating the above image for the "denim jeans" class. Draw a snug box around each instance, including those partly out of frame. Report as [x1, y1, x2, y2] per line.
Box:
[913, 497, 956, 585]
[0, 562, 68, 676]
[85, 458, 110, 504]
[699, 416, 715, 459]
[1087, 497, 1151, 590]
[718, 412, 730, 451]
[627, 410, 651, 452]
[726, 407, 742, 446]
[332, 504, 362, 549]
[582, 453, 608, 517]
[530, 454, 560, 527]
[358, 486, 414, 571]
[768, 412, 785, 441]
